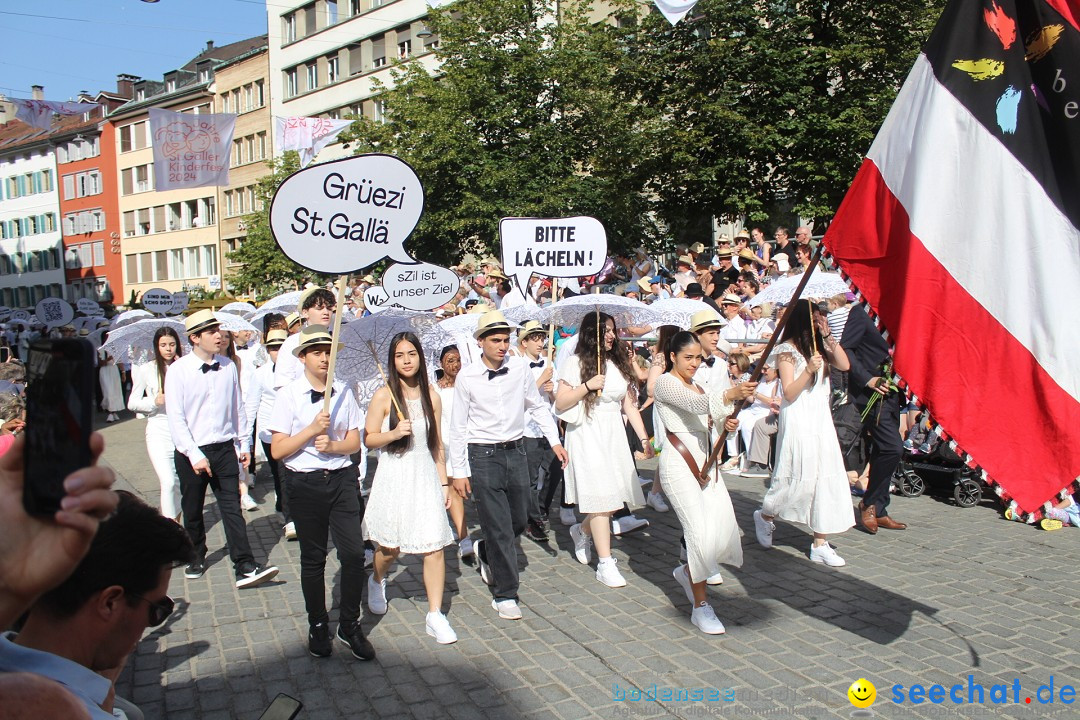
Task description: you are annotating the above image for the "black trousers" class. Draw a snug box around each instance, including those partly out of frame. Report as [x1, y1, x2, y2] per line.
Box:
[469, 441, 529, 601]
[858, 392, 903, 517]
[175, 442, 254, 571]
[287, 465, 366, 627]
[523, 437, 557, 525]
[261, 440, 288, 522]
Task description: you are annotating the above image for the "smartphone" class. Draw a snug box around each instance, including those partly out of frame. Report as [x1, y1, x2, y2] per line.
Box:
[0, 346, 10, 363]
[23, 338, 95, 515]
[258, 694, 302, 720]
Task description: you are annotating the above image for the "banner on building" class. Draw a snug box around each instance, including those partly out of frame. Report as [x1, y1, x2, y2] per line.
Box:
[274, 116, 352, 168]
[11, 99, 100, 130]
[149, 108, 236, 190]
[652, 0, 698, 25]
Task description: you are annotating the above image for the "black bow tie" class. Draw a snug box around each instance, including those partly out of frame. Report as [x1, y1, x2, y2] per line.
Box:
[529, 360, 545, 369]
[703, 357, 716, 367]
[200, 362, 221, 374]
[310, 387, 335, 404]
[487, 367, 509, 381]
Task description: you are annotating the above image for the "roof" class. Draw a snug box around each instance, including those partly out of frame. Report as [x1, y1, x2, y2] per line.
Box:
[181, 35, 268, 72]
[0, 110, 101, 154]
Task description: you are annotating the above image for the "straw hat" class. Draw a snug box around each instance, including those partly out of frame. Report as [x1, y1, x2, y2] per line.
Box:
[473, 310, 515, 339]
[264, 329, 288, 348]
[360, 275, 376, 284]
[738, 249, 758, 263]
[637, 277, 653, 293]
[466, 301, 491, 314]
[676, 255, 694, 268]
[184, 309, 221, 335]
[487, 268, 508, 280]
[688, 310, 723, 333]
[774, 254, 791, 272]
[735, 229, 751, 239]
[292, 325, 343, 357]
[519, 320, 545, 338]
[720, 293, 742, 306]
[716, 248, 733, 258]
[298, 286, 323, 310]
[284, 312, 302, 329]
[689, 242, 706, 254]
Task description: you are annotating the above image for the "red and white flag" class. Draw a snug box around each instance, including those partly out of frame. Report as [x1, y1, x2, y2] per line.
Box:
[824, 0, 1080, 516]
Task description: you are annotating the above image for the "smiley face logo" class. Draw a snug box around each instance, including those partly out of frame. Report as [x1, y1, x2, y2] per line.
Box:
[848, 678, 876, 708]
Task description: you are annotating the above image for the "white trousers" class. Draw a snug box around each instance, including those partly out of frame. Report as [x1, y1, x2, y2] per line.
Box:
[146, 417, 181, 518]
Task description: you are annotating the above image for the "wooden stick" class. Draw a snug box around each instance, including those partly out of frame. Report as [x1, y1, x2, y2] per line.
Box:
[547, 278, 558, 363]
[700, 243, 827, 479]
[366, 339, 404, 420]
[808, 296, 818, 354]
[323, 274, 349, 416]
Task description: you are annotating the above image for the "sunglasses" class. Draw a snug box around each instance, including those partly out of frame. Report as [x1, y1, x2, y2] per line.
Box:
[128, 593, 175, 627]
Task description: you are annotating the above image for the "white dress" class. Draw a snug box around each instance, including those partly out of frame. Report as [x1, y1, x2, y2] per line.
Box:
[761, 342, 854, 535]
[364, 396, 455, 553]
[99, 355, 124, 413]
[558, 355, 643, 514]
[655, 374, 742, 583]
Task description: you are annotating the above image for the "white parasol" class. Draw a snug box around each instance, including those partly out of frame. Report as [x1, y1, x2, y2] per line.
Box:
[748, 272, 850, 308]
[335, 310, 454, 389]
[109, 309, 153, 329]
[220, 301, 257, 317]
[215, 312, 260, 335]
[538, 294, 661, 329]
[99, 318, 189, 365]
[647, 298, 721, 329]
[248, 291, 303, 325]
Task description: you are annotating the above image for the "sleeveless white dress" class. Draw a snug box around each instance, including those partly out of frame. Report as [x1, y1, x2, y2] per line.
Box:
[761, 342, 854, 535]
[364, 396, 455, 553]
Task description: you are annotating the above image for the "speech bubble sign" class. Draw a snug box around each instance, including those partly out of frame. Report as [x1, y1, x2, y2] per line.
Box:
[10, 310, 30, 323]
[363, 286, 391, 314]
[141, 288, 174, 315]
[35, 298, 75, 329]
[76, 298, 103, 315]
[382, 262, 458, 312]
[269, 154, 424, 274]
[168, 292, 189, 315]
[499, 216, 607, 294]
[0, 306, 10, 321]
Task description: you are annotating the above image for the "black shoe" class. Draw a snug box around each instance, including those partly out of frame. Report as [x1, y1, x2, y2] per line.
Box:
[336, 621, 376, 661]
[524, 519, 549, 543]
[740, 462, 771, 479]
[235, 563, 279, 589]
[308, 622, 332, 658]
[184, 561, 206, 579]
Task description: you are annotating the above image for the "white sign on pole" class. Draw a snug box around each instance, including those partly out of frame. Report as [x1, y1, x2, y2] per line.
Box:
[141, 288, 175, 315]
[499, 216, 608, 295]
[76, 298, 103, 316]
[169, 292, 190, 315]
[270, 154, 424, 274]
[381, 262, 458, 311]
[0, 306, 11, 321]
[363, 286, 391, 314]
[10, 310, 31, 323]
[35, 298, 75, 329]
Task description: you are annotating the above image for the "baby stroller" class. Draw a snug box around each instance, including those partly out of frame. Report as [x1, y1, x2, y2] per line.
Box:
[893, 415, 984, 507]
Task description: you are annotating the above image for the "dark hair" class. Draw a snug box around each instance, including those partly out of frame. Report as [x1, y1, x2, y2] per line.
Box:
[779, 299, 827, 387]
[152, 326, 183, 391]
[385, 332, 440, 460]
[575, 311, 636, 417]
[439, 345, 459, 361]
[729, 352, 750, 374]
[665, 331, 701, 373]
[302, 288, 336, 311]
[499, 280, 512, 294]
[263, 312, 285, 334]
[35, 491, 193, 619]
[655, 325, 679, 365]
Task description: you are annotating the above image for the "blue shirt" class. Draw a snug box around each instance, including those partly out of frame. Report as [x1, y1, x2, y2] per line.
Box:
[0, 631, 114, 719]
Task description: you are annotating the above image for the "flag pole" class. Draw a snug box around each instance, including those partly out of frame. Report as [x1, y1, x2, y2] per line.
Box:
[322, 274, 349, 416]
[700, 243, 827, 479]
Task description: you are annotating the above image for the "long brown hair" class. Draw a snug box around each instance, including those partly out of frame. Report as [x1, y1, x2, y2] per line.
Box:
[152, 326, 183, 390]
[779, 299, 828, 387]
[385, 332, 440, 460]
[575, 311, 636, 417]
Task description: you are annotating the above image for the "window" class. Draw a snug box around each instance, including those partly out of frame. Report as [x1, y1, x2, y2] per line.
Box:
[350, 0, 361, 15]
[327, 56, 339, 84]
[123, 211, 135, 237]
[125, 254, 137, 283]
[255, 80, 265, 108]
[170, 249, 184, 278]
[186, 246, 203, 277]
[135, 164, 151, 192]
[236, 188, 246, 215]
[372, 38, 386, 68]
[349, 45, 363, 75]
[327, 0, 338, 25]
[121, 168, 133, 195]
[93, 241, 104, 267]
[167, 79, 177, 92]
[57, 145, 69, 164]
[204, 244, 218, 276]
[155, 250, 168, 281]
[198, 67, 211, 83]
[423, 33, 440, 51]
[305, 2, 317, 35]
[221, 92, 230, 113]
[257, 132, 267, 160]
[224, 190, 234, 217]
[232, 88, 242, 113]
[373, 98, 386, 123]
[286, 69, 298, 98]
[398, 37, 412, 59]
[120, 124, 133, 152]
[306, 63, 318, 91]
[284, 12, 297, 43]
[233, 138, 243, 166]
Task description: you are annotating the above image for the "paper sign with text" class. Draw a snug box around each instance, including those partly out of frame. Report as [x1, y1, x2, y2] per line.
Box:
[500, 216, 607, 294]
[35, 298, 74, 329]
[0, 306, 11, 321]
[169, 292, 189, 315]
[382, 262, 458, 311]
[270, 154, 424, 274]
[141, 288, 175, 315]
[363, 286, 391, 314]
[76, 298, 103, 316]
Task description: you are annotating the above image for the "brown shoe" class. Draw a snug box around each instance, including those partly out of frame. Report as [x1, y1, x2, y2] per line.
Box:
[876, 515, 907, 530]
[858, 502, 878, 534]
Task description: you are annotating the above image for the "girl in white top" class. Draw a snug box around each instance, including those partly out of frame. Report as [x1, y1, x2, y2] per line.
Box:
[753, 299, 855, 567]
[434, 345, 472, 558]
[555, 311, 653, 589]
[99, 349, 124, 423]
[364, 331, 457, 644]
[642, 325, 679, 513]
[127, 327, 183, 520]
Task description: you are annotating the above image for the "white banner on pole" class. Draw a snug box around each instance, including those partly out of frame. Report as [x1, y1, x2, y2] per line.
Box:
[11, 99, 100, 130]
[274, 117, 352, 168]
[149, 108, 236, 190]
[653, 0, 698, 25]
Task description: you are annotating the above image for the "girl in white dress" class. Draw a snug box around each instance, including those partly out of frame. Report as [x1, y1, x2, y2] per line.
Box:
[555, 311, 653, 588]
[434, 345, 473, 558]
[753, 299, 855, 566]
[643, 325, 679, 513]
[364, 331, 457, 644]
[127, 327, 183, 520]
[654, 331, 755, 634]
[737, 363, 780, 460]
[99, 348, 124, 423]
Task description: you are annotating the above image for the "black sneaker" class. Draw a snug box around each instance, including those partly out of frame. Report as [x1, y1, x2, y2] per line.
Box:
[740, 462, 771, 479]
[308, 622, 332, 658]
[336, 621, 376, 661]
[524, 519, 549, 543]
[184, 561, 206, 579]
[235, 563, 279, 589]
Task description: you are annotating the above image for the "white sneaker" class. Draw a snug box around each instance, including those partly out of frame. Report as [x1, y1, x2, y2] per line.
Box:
[646, 491, 670, 513]
[595, 558, 626, 588]
[720, 454, 742, 471]
[679, 544, 687, 563]
[672, 564, 694, 604]
[559, 507, 577, 526]
[706, 572, 723, 586]
[283, 522, 297, 541]
[753, 509, 774, 548]
[364, 548, 374, 568]
[367, 575, 388, 614]
[637, 475, 652, 486]
[691, 603, 726, 635]
[425, 611, 458, 644]
[810, 542, 846, 567]
[458, 536, 474, 558]
[235, 563, 278, 589]
[241, 494, 258, 512]
[611, 515, 649, 536]
[491, 598, 522, 620]
[569, 524, 592, 565]
[473, 539, 493, 585]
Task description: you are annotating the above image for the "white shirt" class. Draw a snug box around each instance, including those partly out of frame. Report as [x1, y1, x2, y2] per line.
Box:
[521, 354, 554, 438]
[436, 383, 459, 477]
[556, 333, 579, 370]
[244, 362, 278, 444]
[267, 376, 361, 472]
[127, 361, 167, 420]
[273, 334, 303, 389]
[449, 355, 560, 477]
[165, 352, 248, 465]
